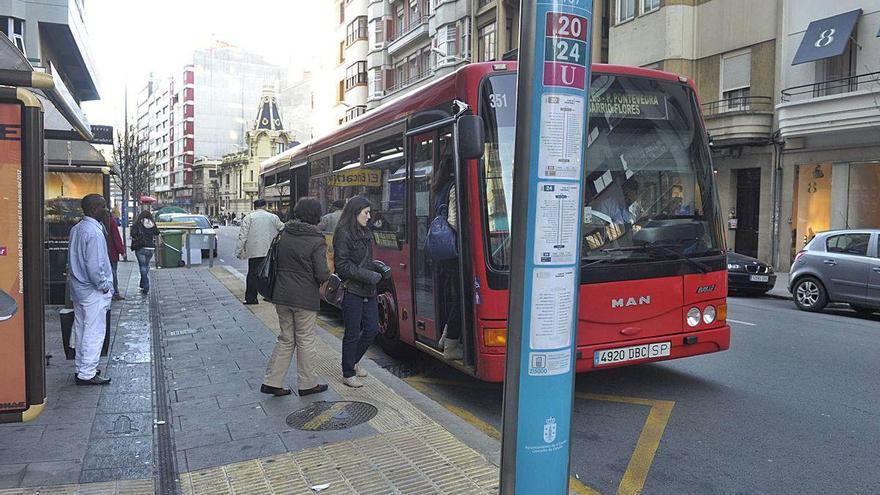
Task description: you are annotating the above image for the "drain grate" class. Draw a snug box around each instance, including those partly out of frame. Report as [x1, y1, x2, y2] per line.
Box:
[286, 401, 378, 431]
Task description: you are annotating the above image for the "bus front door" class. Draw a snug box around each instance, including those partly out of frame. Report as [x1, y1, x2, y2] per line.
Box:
[410, 132, 441, 348]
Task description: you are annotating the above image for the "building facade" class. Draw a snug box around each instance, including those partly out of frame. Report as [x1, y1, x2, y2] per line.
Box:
[192, 158, 220, 218]
[775, 1, 880, 270]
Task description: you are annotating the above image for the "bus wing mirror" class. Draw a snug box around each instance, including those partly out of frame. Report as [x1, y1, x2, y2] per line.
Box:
[457, 115, 485, 160]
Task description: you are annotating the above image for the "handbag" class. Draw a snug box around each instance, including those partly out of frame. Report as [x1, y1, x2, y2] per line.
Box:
[324, 274, 346, 307]
[256, 232, 282, 300]
[426, 203, 458, 262]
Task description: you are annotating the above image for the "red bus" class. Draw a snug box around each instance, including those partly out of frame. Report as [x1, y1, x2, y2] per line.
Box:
[261, 62, 730, 382]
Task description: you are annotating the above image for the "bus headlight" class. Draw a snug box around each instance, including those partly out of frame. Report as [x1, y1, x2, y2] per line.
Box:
[702, 305, 716, 324]
[686, 307, 701, 327]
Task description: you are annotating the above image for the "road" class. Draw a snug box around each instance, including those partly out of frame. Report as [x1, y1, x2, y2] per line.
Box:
[215, 226, 880, 494]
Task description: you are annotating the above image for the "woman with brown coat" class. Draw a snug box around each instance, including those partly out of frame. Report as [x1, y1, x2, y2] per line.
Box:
[261, 197, 331, 397]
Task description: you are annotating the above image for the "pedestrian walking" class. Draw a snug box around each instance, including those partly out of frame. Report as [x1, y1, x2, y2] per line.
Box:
[317, 199, 345, 234]
[431, 157, 462, 360]
[130, 210, 161, 294]
[236, 199, 284, 305]
[261, 197, 330, 397]
[68, 194, 114, 385]
[106, 211, 126, 301]
[333, 196, 389, 388]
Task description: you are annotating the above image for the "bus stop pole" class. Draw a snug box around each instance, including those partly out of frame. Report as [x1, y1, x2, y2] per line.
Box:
[500, 1, 594, 493]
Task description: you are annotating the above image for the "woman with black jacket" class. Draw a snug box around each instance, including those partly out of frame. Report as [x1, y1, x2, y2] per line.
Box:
[130, 210, 160, 294]
[261, 197, 330, 397]
[333, 196, 387, 388]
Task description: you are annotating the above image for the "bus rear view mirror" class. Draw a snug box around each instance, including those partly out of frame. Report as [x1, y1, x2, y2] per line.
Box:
[457, 115, 485, 160]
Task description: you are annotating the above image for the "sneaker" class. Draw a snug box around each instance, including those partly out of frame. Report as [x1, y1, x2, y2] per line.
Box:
[443, 338, 463, 360]
[354, 364, 367, 378]
[75, 375, 111, 386]
[343, 376, 363, 388]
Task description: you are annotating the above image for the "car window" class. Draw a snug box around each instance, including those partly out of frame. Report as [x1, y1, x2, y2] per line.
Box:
[175, 216, 211, 229]
[826, 234, 870, 256]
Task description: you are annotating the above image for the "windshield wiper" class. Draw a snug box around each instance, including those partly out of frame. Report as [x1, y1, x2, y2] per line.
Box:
[601, 242, 711, 273]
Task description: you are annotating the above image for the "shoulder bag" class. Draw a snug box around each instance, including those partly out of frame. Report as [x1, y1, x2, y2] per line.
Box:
[256, 232, 283, 300]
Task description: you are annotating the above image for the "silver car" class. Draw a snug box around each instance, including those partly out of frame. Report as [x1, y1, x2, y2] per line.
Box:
[789, 229, 880, 314]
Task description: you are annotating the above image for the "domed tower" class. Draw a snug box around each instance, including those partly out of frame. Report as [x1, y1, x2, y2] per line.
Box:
[240, 86, 292, 211]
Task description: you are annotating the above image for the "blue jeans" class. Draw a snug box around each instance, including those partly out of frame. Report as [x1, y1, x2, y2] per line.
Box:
[135, 248, 155, 291]
[341, 292, 379, 378]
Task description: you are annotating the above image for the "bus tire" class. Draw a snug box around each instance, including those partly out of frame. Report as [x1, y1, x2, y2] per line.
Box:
[376, 291, 410, 358]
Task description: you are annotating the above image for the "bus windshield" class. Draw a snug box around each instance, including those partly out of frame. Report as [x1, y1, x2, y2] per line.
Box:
[479, 72, 724, 272]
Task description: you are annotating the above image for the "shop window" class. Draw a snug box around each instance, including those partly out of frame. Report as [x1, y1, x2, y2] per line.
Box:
[845, 163, 880, 231]
[794, 164, 832, 250]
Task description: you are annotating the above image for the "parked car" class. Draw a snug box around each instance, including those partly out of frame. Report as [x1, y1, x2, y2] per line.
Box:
[157, 213, 219, 258]
[789, 229, 880, 314]
[727, 251, 776, 295]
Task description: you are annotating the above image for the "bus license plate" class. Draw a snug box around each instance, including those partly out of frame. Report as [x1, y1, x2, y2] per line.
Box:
[594, 342, 671, 366]
[750, 275, 769, 282]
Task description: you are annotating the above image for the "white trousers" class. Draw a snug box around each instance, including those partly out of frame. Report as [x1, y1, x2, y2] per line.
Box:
[73, 289, 112, 380]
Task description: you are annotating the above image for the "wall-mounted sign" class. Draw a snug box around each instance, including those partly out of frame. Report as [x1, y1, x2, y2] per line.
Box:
[90, 125, 114, 145]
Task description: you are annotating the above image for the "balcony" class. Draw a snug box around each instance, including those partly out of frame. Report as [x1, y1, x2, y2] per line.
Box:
[242, 181, 259, 194]
[702, 96, 774, 147]
[777, 72, 880, 139]
[386, 70, 433, 97]
[387, 15, 429, 56]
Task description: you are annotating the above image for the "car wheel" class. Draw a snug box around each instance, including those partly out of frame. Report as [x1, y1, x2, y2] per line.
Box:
[850, 304, 876, 316]
[793, 277, 828, 312]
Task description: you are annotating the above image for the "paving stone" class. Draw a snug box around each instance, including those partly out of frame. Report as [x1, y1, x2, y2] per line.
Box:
[78, 466, 153, 484]
[168, 396, 219, 414]
[177, 403, 267, 432]
[174, 424, 233, 451]
[0, 463, 26, 489]
[90, 413, 154, 439]
[19, 460, 82, 487]
[175, 380, 253, 402]
[183, 435, 287, 472]
[82, 436, 152, 470]
[96, 392, 152, 414]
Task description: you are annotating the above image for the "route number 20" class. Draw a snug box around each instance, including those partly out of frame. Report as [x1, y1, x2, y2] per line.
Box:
[547, 12, 589, 42]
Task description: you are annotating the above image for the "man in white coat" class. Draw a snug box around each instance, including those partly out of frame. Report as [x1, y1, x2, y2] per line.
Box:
[236, 198, 284, 304]
[68, 194, 114, 385]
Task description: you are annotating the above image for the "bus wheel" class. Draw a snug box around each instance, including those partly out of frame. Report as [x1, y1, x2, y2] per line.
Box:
[376, 291, 409, 357]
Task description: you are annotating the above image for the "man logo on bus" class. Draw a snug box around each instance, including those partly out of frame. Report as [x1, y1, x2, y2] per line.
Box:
[543, 417, 557, 444]
[611, 296, 651, 308]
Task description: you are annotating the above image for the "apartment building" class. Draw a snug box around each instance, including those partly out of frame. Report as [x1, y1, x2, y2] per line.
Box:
[775, 1, 880, 269]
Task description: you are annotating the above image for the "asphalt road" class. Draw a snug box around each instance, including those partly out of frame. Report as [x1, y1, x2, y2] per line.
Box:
[215, 226, 880, 494]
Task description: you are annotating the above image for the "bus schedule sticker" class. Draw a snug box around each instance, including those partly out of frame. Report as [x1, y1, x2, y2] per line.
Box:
[538, 94, 584, 179]
[529, 267, 576, 350]
[535, 182, 579, 265]
[528, 349, 571, 376]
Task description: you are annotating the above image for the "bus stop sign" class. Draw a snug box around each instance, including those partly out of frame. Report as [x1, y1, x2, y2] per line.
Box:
[501, 1, 594, 494]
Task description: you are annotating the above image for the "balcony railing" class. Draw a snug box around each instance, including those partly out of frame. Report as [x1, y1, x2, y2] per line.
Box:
[386, 70, 433, 95]
[388, 15, 429, 43]
[781, 71, 880, 103]
[702, 96, 773, 116]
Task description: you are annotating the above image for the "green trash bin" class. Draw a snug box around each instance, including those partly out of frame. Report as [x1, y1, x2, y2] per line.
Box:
[160, 230, 184, 268]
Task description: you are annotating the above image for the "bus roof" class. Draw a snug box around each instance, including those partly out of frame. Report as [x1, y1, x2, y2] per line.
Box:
[260, 61, 692, 175]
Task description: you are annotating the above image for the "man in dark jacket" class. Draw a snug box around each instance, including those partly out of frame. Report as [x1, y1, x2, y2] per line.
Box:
[261, 198, 330, 397]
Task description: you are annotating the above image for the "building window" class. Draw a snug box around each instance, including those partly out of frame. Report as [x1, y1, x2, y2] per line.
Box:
[337, 80, 345, 102]
[338, 1, 345, 24]
[344, 105, 367, 122]
[641, 0, 660, 14]
[370, 18, 385, 48]
[0, 17, 26, 55]
[338, 41, 345, 64]
[617, 0, 636, 23]
[721, 49, 751, 111]
[346, 16, 368, 46]
[815, 40, 856, 97]
[394, 4, 405, 38]
[276, 142, 286, 155]
[460, 17, 471, 60]
[369, 69, 384, 97]
[435, 23, 458, 63]
[345, 61, 368, 89]
[478, 22, 497, 62]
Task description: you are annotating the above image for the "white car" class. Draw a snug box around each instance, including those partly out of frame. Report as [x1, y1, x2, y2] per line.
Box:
[157, 213, 219, 258]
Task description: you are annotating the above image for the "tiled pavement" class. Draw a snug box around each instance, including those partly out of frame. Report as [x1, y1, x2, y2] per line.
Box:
[0, 262, 502, 494]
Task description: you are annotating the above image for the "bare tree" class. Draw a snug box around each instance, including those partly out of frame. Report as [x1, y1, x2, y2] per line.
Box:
[112, 125, 151, 258]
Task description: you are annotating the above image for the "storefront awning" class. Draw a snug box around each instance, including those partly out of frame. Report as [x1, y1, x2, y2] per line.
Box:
[792, 9, 862, 65]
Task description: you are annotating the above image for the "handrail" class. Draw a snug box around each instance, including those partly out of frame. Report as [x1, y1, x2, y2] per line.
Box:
[701, 96, 773, 116]
[388, 15, 429, 43]
[780, 71, 880, 102]
[386, 70, 433, 95]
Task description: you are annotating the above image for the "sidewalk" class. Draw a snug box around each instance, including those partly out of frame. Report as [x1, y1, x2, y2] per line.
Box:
[1, 261, 502, 494]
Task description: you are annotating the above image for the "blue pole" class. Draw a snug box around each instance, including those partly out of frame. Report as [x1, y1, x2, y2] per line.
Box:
[500, 1, 594, 493]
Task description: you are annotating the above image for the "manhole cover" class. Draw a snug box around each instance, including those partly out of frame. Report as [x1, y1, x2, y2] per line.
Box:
[286, 401, 377, 431]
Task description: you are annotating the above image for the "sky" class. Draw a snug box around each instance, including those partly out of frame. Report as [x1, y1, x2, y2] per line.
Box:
[80, 0, 334, 129]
